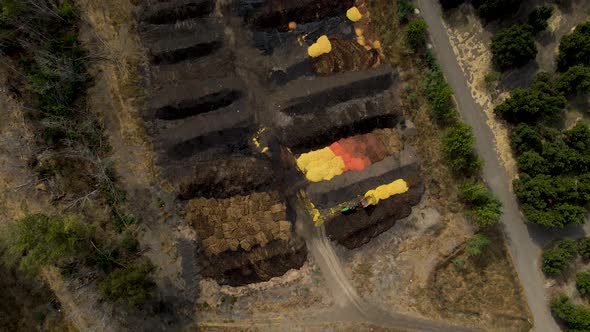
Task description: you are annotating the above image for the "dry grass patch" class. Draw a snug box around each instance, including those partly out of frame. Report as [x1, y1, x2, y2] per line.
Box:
[431, 231, 531, 331]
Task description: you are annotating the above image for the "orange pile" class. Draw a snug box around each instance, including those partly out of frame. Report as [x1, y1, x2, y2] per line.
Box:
[297, 133, 390, 182]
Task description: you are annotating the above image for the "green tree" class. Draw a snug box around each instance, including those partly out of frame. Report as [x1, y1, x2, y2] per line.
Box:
[564, 122, 590, 154]
[459, 181, 502, 227]
[442, 123, 483, 175]
[579, 173, 590, 203]
[460, 181, 490, 205]
[556, 65, 590, 95]
[578, 237, 590, 259]
[495, 74, 566, 123]
[517, 151, 548, 176]
[527, 6, 554, 33]
[423, 62, 457, 122]
[471, 0, 522, 20]
[465, 234, 492, 256]
[551, 294, 590, 331]
[510, 124, 544, 155]
[541, 239, 576, 275]
[397, 0, 415, 24]
[99, 260, 155, 306]
[577, 272, 590, 296]
[491, 25, 537, 70]
[542, 141, 584, 175]
[405, 19, 427, 50]
[471, 199, 502, 227]
[514, 174, 585, 227]
[5, 214, 92, 274]
[557, 21, 590, 71]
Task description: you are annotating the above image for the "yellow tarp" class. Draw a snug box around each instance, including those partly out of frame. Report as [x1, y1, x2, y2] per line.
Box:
[364, 179, 409, 205]
[346, 6, 362, 22]
[296, 147, 345, 182]
[308, 35, 332, 58]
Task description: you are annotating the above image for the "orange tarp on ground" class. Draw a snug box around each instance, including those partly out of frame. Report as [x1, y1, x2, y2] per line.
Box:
[297, 133, 390, 182]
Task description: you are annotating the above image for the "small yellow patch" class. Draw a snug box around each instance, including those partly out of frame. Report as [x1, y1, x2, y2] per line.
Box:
[288, 21, 297, 30]
[296, 147, 345, 182]
[355, 28, 363, 36]
[364, 179, 409, 205]
[346, 6, 362, 22]
[307, 35, 332, 58]
[357, 36, 365, 46]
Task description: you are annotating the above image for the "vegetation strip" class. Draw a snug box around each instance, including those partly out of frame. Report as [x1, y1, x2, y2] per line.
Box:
[0, 0, 154, 309]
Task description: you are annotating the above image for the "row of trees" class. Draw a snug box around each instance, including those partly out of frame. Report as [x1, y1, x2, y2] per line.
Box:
[409, 23, 502, 228]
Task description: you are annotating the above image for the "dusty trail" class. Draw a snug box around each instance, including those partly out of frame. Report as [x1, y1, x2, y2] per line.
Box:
[292, 197, 480, 332]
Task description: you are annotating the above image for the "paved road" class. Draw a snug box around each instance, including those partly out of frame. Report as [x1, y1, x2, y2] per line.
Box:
[292, 196, 481, 332]
[415, 1, 590, 331]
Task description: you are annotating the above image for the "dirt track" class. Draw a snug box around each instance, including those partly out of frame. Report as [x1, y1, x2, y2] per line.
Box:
[292, 197, 481, 332]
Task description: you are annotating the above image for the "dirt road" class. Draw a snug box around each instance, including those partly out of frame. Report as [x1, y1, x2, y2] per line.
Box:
[292, 197, 480, 332]
[414, 1, 590, 331]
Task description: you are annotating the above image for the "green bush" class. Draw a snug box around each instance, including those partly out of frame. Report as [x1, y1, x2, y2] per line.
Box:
[551, 294, 590, 331]
[99, 260, 155, 306]
[564, 122, 590, 154]
[460, 181, 490, 205]
[452, 258, 466, 268]
[578, 237, 590, 259]
[465, 234, 491, 256]
[470, 199, 502, 227]
[5, 214, 92, 274]
[495, 74, 566, 123]
[577, 272, 590, 296]
[527, 6, 554, 33]
[442, 123, 483, 175]
[556, 64, 590, 95]
[541, 239, 576, 275]
[112, 212, 138, 233]
[557, 21, 590, 71]
[491, 25, 537, 70]
[405, 19, 427, 50]
[484, 70, 501, 89]
[423, 60, 458, 123]
[397, 0, 415, 24]
[95, 248, 120, 273]
[122, 232, 139, 254]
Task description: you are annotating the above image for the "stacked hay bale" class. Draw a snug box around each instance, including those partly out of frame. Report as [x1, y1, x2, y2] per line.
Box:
[187, 192, 291, 256]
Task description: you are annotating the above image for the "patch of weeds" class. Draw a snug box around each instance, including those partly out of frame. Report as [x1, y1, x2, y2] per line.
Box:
[95, 248, 120, 273]
[484, 70, 501, 90]
[452, 257, 466, 269]
[113, 211, 138, 233]
[122, 232, 139, 254]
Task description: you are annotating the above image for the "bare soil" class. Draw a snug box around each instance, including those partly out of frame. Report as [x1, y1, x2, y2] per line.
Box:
[429, 230, 532, 331]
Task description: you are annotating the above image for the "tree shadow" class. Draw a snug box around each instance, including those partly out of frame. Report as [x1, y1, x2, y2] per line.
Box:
[498, 61, 540, 91]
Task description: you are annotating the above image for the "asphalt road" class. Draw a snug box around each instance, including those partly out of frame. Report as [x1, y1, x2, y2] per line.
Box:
[414, 1, 590, 331]
[292, 196, 481, 332]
